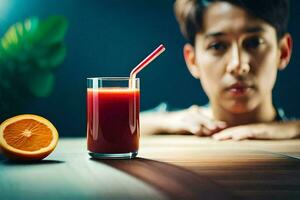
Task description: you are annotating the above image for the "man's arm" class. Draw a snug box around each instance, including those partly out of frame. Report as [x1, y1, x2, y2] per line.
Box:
[212, 120, 300, 140]
[140, 105, 227, 135]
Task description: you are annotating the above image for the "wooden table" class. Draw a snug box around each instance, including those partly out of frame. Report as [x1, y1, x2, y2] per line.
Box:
[1, 135, 300, 200]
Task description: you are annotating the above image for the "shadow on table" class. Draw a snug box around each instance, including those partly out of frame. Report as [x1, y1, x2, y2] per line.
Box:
[0, 157, 65, 165]
[90, 157, 235, 200]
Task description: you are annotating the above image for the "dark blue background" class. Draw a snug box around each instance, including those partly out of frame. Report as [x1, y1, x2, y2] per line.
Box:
[1, 0, 299, 136]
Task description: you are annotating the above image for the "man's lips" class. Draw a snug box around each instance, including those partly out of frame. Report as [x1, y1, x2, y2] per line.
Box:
[225, 83, 254, 95]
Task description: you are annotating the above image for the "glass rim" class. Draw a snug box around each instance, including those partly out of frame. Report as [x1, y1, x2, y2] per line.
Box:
[87, 77, 139, 81]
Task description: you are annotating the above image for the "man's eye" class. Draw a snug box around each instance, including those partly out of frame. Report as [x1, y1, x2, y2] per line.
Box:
[208, 42, 227, 51]
[244, 37, 263, 49]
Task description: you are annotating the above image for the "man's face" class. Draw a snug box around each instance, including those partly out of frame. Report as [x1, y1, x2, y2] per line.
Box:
[192, 2, 282, 114]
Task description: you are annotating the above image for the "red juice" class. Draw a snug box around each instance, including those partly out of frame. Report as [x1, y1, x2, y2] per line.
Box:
[87, 88, 140, 154]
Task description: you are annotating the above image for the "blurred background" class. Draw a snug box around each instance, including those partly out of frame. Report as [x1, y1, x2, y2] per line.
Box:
[0, 0, 299, 137]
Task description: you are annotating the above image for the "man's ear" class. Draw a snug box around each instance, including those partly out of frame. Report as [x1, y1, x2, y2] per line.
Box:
[278, 33, 293, 70]
[183, 43, 200, 79]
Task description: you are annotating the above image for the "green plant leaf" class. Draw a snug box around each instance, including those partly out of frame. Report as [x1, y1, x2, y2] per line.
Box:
[0, 15, 68, 62]
[36, 43, 67, 69]
[34, 16, 68, 45]
[0, 15, 68, 117]
[0, 17, 39, 59]
[1, 25, 21, 57]
[27, 71, 55, 97]
[0, 15, 68, 100]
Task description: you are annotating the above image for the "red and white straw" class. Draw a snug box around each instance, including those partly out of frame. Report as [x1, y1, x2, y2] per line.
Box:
[130, 44, 165, 78]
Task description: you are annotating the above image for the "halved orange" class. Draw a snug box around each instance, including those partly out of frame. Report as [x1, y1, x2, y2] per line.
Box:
[0, 114, 59, 161]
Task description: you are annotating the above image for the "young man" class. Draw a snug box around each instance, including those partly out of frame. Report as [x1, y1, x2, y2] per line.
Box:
[141, 0, 300, 140]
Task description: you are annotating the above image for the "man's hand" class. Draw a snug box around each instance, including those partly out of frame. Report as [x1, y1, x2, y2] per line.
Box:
[161, 105, 227, 136]
[212, 122, 300, 141]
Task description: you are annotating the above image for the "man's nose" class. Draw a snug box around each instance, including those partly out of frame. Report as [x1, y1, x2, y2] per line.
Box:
[226, 44, 250, 76]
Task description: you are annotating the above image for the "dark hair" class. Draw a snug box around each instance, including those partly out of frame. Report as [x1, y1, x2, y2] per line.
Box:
[174, 0, 290, 45]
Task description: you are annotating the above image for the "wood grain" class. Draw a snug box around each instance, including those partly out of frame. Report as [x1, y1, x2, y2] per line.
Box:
[139, 136, 300, 200]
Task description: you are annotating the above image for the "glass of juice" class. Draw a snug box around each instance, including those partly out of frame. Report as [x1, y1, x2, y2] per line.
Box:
[87, 77, 140, 159]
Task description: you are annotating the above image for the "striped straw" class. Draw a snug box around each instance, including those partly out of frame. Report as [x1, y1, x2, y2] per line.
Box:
[130, 44, 165, 78]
